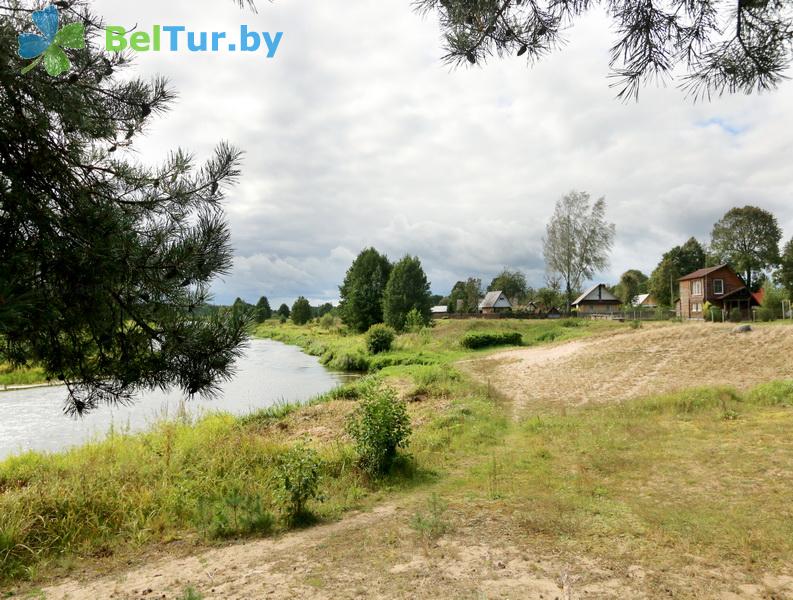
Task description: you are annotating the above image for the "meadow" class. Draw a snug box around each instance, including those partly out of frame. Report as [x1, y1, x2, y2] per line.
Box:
[4, 318, 793, 598]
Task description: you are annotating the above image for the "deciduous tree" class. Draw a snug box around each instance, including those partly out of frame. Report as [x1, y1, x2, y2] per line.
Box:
[710, 206, 782, 291]
[648, 238, 707, 307]
[543, 191, 615, 312]
[488, 269, 528, 305]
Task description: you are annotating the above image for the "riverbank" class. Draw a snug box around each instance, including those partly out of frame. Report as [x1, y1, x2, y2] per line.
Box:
[6, 320, 793, 598]
[0, 364, 48, 389]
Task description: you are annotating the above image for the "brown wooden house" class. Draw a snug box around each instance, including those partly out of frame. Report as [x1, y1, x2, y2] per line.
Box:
[678, 264, 759, 320]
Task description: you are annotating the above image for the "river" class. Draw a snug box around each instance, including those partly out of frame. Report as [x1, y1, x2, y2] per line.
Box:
[0, 339, 352, 460]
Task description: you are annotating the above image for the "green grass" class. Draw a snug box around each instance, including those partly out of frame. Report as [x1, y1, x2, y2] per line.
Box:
[255, 317, 621, 373]
[437, 380, 793, 570]
[0, 364, 48, 387]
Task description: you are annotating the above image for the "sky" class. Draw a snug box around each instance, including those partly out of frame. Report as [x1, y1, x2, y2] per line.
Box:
[92, 0, 793, 306]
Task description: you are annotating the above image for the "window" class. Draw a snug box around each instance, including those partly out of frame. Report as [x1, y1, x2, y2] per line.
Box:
[693, 303, 702, 313]
[713, 279, 724, 295]
[692, 280, 703, 296]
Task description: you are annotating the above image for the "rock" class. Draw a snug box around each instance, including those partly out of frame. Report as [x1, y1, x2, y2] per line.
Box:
[732, 324, 752, 334]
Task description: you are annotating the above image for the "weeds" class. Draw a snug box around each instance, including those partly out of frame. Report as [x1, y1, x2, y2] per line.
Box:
[410, 493, 450, 551]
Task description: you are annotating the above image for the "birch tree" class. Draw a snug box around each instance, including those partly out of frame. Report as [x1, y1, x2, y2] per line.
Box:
[543, 191, 615, 312]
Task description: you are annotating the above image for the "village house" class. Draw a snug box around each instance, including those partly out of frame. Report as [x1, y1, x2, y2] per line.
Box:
[571, 284, 621, 315]
[632, 293, 657, 309]
[677, 264, 760, 320]
[478, 290, 512, 314]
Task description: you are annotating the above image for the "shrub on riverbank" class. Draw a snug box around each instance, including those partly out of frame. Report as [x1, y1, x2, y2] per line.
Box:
[460, 331, 523, 349]
[365, 324, 396, 354]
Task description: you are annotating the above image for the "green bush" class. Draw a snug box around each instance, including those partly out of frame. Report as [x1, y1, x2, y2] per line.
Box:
[346, 385, 411, 476]
[628, 320, 642, 329]
[460, 331, 522, 349]
[756, 307, 775, 322]
[366, 323, 396, 354]
[729, 308, 743, 323]
[196, 489, 274, 539]
[560, 318, 582, 328]
[319, 313, 336, 329]
[273, 444, 324, 523]
[404, 308, 426, 333]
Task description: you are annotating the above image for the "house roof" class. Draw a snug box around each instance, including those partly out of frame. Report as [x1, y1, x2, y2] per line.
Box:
[632, 293, 650, 306]
[571, 284, 620, 306]
[678, 264, 729, 281]
[431, 305, 448, 313]
[479, 291, 512, 309]
[752, 289, 765, 305]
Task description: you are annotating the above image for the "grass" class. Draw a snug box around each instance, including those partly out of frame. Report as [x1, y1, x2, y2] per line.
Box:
[4, 318, 793, 594]
[255, 317, 622, 373]
[0, 364, 48, 388]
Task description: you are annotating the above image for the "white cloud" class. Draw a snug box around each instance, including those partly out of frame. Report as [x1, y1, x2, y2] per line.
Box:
[93, 0, 793, 305]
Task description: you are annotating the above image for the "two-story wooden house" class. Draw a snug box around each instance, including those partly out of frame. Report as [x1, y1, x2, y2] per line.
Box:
[677, 264, 759, 320]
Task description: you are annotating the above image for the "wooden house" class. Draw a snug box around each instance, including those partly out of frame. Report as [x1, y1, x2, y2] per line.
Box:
[678, 264, 759, 320]
[632, 293, 657, 308]
[479, 291, 512, 314]
[571, 284, 621, 315]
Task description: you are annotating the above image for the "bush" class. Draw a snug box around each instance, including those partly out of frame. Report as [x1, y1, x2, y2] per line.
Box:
[273, 444, 324, 523]
[346, 385, 411, 476]
[196, 489, 274, 539]
[460, 331, 522, 349]
[404, 308, 426, 333]
[366, 323, 396, 354]
[756, 307, 775, 322]
[628, 320, 642, 329]
[707, 306, 723, 321]
[319, 313, 336, 329]
[729, 308, 743, 323]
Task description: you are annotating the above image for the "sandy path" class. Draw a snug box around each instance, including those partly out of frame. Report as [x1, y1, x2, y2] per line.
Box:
[463, 323, 793, 413]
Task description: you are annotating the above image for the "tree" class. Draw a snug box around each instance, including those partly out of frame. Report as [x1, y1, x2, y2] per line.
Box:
[710, 206, 782, 291]
[414, 0, 793, 100]
[535, 286, 564, 311]
[0, 2, 248, 414]
[776, 238, 793, 299]
[648, 238, 707, 307]
[448, 277, 482, 313]
[488, 269, 528, 305]
[277, 303, 291, 319]
[316, 302, 334, 317]
[338, 248, 392, 333]
[614, 270, 648, 306]
[383, 256, 432, 331]
[291, 297, 312, 325]
[543, 191, 615, 312]
[254, 297, 272, 323]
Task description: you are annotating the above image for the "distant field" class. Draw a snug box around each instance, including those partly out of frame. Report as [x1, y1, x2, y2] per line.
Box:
[466, 320, 793, 413]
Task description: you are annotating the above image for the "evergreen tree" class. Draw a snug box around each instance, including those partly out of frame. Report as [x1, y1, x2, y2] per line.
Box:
[338, 248, 392, 333]
[448, 278, 482, 313]
[415, 0, 793, 99]
[291, 297, 312, 325]
[383, 256, 432, 331]
[277, 303, 291, 319]
[0, 2, 247, 414]
[255, 296, 272, 323]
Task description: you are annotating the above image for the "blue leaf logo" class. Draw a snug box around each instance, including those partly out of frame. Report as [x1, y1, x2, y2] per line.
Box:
[18, 4, 85, 76]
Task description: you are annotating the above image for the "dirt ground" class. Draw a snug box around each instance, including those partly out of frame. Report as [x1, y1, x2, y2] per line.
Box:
[35, 499, 793, 600]
[463, 322, 793, 414]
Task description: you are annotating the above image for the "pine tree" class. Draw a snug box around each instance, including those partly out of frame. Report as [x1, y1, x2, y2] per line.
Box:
[383, 256, 432, 332]
[291, 297, 312, 325]
[338, 248, 392, 333]
[0, 2, 248, 414]
[255, 296, 272, 323]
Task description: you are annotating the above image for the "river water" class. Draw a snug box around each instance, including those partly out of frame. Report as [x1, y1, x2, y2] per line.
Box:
[0, 339, 351, 460]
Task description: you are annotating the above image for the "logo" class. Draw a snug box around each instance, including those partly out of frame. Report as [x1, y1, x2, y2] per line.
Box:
[18, 4, 85, 76]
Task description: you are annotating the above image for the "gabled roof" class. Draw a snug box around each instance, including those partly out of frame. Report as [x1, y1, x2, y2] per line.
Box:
[678, 264, 729, 281]
[431, 305, 448, 313]
[632, 293, 652, 306]
[479, 290, 511, 309]
[571, 283, 619, 306]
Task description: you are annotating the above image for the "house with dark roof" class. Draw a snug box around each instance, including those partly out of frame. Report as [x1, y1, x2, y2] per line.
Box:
[678, 264, 760, 320]
[571, 284, 621, 315]
[478, 290, 512, 314]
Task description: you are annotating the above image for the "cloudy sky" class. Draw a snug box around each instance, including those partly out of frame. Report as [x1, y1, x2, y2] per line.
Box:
[93, 0, 793, 306]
